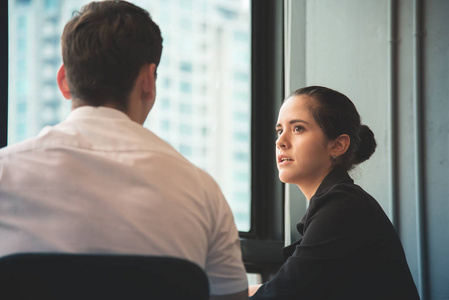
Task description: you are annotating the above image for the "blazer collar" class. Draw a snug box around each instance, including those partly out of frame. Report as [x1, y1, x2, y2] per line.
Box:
[312, 166, 353, 200]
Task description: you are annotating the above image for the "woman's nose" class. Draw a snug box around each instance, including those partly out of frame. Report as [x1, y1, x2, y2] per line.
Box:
[276, 134, 287, 149]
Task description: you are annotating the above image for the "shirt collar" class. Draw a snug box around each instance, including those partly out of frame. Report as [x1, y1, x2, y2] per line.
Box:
[66, 106, 131, 122]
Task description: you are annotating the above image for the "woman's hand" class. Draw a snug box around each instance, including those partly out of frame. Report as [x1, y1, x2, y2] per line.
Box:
[248, 284, 262, 297]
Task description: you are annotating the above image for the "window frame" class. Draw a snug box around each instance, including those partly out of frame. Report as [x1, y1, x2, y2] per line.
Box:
[0, 0, 7, 148]
[240, 0, 285, 280]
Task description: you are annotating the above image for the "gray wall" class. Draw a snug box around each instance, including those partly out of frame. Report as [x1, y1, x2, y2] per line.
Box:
[287, 1, 449, 299]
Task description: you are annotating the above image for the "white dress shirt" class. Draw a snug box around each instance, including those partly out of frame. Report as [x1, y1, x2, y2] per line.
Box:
[0, 106, 248, 295]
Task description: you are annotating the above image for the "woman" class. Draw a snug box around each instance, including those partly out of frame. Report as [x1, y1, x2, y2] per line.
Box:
[250, 86, 420, 300]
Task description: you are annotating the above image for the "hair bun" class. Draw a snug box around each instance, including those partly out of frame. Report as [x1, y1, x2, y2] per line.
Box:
[354, 125, 376, 164]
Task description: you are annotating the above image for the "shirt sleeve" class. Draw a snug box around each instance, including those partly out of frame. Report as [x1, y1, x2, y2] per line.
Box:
[203, 176, 248, 295]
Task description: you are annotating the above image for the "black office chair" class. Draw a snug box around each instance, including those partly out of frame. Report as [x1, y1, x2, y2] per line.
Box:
[0, 253, 209, 300]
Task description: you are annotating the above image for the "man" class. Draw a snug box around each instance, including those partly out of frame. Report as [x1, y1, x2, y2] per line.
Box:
[0, 1, 248, 299]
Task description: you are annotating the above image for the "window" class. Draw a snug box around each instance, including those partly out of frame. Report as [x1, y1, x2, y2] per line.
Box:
[45, 0, 58, 10]
[179, 102, 192, 114]
[234, 131, 249, 142]
[17, 101, 26, 114]
[179, 18, 193, 31]
[6, 0, 253, 233]
[179, 123, 193, 135]
[180, 61, 192, 72]
[179, 144, 192, 157]
[234, 71, 249, 82]
[162, 77, 171, 88]
[17, 16, 27, 30]
[179, 81, 192, 93]
[16, 0, 31, 6]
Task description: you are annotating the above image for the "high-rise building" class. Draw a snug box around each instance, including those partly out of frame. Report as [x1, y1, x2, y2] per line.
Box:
[8, 0, 251, 231]
[8, 0, 69, 143]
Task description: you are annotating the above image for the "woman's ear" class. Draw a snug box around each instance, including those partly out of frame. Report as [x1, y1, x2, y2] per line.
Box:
[57, 65, 72, 100]
[329, 134, 350, 157]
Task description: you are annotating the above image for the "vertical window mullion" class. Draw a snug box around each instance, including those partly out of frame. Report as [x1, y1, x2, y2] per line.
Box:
[0, 0, 8, 148]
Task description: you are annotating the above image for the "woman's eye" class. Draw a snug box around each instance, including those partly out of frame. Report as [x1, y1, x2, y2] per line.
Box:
[276, 129, 283, 137]
[293, 126, 304, 132]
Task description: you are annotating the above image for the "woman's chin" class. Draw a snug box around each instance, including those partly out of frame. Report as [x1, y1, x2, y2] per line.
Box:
[278, 173, 293, 184]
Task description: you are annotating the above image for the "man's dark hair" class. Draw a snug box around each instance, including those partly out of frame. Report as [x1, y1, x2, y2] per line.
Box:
[61, 0, 163, 111]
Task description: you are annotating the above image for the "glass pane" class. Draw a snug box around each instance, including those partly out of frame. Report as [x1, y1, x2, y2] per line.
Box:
[7, 0, 252, 232]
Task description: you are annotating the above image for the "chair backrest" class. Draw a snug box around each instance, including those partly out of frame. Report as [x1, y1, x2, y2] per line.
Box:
[0, 253, 209, 300]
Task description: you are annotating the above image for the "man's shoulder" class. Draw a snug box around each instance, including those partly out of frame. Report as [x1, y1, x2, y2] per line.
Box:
[0, 136, 43, 158]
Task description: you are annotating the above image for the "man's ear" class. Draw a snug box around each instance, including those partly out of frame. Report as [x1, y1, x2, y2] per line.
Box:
[57, 64, 72, 100]
[329, 134, 350, 157]
[142, 63, 157, 102]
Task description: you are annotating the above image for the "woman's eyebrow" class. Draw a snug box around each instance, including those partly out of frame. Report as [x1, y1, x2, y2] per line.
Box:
[289, 119, 309, 125]
[276, 119, 309, 128]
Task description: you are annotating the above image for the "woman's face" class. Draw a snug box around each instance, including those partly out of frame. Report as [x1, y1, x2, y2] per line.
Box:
[275, 95, 333, 188]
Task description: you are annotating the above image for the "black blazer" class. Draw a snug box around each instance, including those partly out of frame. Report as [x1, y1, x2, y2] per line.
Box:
[251, 167, 420, 300]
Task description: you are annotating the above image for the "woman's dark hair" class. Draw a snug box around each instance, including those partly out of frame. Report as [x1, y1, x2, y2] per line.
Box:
[61, 0, 163, 112]
[289, 86, 377, 171]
